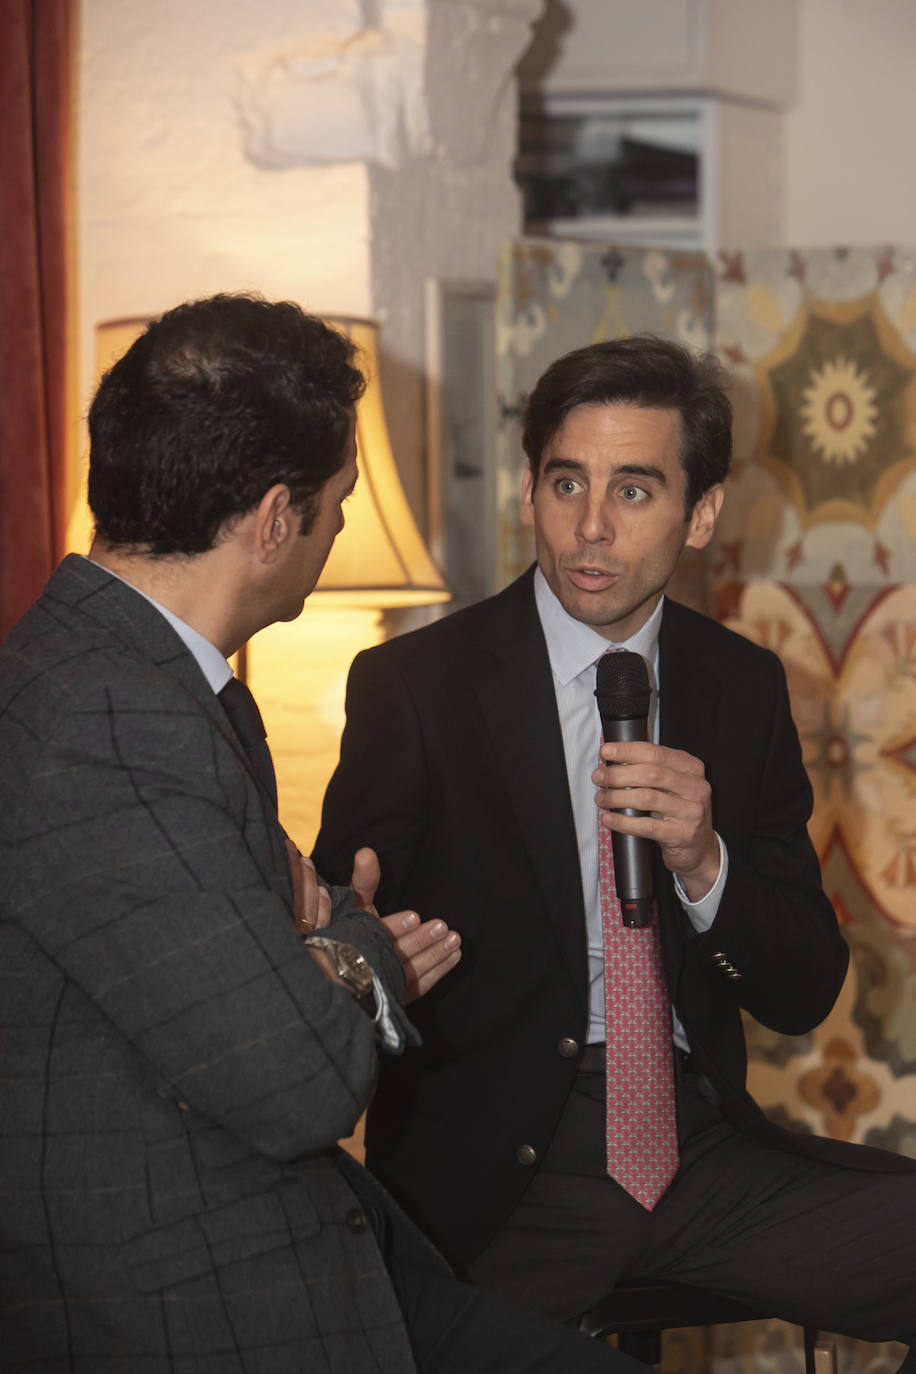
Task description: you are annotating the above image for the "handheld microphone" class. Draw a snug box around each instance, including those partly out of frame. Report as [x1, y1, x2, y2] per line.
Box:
[594, 651, 654, 928]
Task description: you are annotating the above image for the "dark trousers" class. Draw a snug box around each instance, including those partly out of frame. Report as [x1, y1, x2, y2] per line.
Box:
[365, 1141, 644, 1374]
[470, 1050, 916, 1347]
[390, 1261, 648, 1374]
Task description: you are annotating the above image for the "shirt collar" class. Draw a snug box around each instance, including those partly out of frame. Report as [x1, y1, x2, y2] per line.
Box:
[533, 565, 663, 690]
[84, 555, 233, 695]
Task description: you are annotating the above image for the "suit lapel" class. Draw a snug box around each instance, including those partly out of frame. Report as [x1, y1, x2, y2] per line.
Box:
[50, 555, 222, 709]
[47, 557, 290, 886]
[469, 570, 588, 994]
[656, 598, 724, 977]
[658, 598, 722, 781]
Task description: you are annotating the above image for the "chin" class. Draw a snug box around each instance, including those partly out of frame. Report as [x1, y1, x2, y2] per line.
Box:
[564, 592, 622, 623]
[278, 598, 307, 623]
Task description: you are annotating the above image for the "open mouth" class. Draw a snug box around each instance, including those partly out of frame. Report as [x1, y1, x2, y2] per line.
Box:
[566, 565, 617, 589]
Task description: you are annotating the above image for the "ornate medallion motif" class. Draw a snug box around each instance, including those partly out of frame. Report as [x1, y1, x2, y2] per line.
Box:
[754, 296, 916, 530]
[799, 356, 879, 466]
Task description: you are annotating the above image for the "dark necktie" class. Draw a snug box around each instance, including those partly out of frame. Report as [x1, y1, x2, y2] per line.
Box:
[218, 676, 279, 811]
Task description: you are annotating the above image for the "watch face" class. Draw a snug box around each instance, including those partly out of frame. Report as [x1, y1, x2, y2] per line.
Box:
[306, 938, 374, 1004]
[338, 945, 374, 998]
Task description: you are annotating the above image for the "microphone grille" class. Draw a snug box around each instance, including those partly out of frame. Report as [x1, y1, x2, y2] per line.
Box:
[595, 650, 651, 720]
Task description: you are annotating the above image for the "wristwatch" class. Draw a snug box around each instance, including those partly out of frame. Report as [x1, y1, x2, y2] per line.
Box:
[305, 937, 376, 1013]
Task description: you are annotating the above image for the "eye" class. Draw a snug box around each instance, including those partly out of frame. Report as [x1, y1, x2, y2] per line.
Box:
[555, 476, 584, 496]
[620, 484, 649, 502]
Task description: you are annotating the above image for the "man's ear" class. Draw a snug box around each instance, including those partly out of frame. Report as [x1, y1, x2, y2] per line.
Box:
[254, 484, 293, 562]
[685, 482, 724, 551]
[520, 463, 536, 528]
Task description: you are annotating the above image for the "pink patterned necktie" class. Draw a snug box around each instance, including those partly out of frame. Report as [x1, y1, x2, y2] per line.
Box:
[599, 777, 679, 1209]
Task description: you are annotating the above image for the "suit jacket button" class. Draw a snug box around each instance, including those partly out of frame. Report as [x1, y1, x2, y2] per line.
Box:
[347, 1208, 369, 1234]
[516, 1144, 537, 1166]
[557, 1037, 579, 1058]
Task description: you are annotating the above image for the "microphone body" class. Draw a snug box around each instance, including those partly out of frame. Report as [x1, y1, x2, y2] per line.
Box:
[594, 652, 654, 928]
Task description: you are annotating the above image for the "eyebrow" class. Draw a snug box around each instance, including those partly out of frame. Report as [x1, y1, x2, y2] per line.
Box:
[541, 457, 668, 485]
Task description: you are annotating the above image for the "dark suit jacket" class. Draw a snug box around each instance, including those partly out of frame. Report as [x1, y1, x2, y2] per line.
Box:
[314, 566, 907, 1268]
[0, 556, 448, 1373]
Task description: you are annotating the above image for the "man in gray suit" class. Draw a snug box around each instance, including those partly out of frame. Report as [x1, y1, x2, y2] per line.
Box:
[0, 294, 639, 1373]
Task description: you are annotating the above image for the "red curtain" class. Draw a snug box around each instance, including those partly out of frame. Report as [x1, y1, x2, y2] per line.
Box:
[0, 0, 73, 638]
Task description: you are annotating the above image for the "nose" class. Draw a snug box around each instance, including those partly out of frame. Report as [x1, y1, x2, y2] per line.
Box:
[577, 492, 613, 545]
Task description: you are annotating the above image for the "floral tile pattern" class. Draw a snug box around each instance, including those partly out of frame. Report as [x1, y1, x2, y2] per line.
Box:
[722, 580, 916, 933]
[712, 252, 916, 1188]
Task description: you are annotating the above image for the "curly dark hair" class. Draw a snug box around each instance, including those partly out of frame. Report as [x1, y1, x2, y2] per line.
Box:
[88, 293, 366, 554]
[521, 334, 731, 514]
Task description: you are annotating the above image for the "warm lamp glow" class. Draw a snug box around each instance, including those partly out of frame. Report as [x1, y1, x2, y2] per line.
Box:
[66, 319, 150, 556]
[77, 312, 449, 854]
[318, 317, 450, 607]
[75, 316, 450, 610]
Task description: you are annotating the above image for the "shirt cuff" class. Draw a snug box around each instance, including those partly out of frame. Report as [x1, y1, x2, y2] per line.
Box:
[370, 975, 404, 1052]
[674, 833, 728, 933]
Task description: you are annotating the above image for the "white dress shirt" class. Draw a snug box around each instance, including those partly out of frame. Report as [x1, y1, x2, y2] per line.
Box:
[532, 568, 728, 1049]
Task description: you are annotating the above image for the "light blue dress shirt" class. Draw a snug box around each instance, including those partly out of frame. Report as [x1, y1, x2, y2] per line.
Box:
[532, 568, 727, 1049]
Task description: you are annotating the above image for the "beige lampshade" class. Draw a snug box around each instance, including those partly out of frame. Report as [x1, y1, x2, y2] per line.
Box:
[317, 317, 450, 607]
[83, 314, 449, 610]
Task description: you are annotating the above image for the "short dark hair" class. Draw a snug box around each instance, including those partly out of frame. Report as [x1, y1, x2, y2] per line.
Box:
[88, 293, 366, 554]
[521, 334, 731, 512]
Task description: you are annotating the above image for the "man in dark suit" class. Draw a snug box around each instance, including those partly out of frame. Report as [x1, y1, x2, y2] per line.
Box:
[314, 336, 916, 1353]
[0, 295, 644, 1373]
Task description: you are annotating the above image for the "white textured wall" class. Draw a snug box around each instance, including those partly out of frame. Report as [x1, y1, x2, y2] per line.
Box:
[369, 0, 541, 514]
[78, 1, 377, 422]
[785, 0, 916, 246]
[519, 0, 916, 253]
[77, 0, 542, 521]
[518, 0, 798, 104]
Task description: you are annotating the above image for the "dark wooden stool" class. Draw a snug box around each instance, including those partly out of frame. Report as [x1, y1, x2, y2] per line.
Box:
[578, 1280, 837, 1372]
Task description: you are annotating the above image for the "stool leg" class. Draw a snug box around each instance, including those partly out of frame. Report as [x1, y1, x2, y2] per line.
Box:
[814, 1337, 838, 1374]
[804, 1329, 838, 1374]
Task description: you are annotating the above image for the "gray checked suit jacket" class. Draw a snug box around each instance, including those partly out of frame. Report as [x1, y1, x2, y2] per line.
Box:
[0, 555, 448, 1373]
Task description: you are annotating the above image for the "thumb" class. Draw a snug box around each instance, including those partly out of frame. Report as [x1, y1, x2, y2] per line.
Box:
[350, 846, 381, 911]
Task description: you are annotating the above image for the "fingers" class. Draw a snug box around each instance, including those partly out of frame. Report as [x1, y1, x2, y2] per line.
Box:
[594, 763, 711, 833]
[598, 739, 706, 776]
[350, 846, 381, 913]
[595, 779, 711, 819]
[597, 794, 709, 840]
[380, 911, 462, 1003]
[592, 744, 711, 815]
[314, 881, 332, 929]
[295, 854, 332, 935]
[592, 743, 717, 884]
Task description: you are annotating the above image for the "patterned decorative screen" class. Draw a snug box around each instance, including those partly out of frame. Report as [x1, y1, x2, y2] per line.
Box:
[497, 235, 916, 1167]
[497, 236, 916, 1367]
